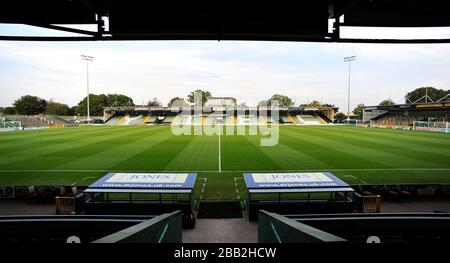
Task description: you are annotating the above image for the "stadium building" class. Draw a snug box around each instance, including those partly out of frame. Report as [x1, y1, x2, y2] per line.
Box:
[102, 105, 337, 126]
[363, 101, 450, 131]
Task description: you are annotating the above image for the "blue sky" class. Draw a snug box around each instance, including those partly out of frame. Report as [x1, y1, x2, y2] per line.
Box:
[1, 24, 450, 112]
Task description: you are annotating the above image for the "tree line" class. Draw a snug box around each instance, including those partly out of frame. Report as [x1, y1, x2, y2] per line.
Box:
[0, 94, 134, 116]
[1, 87, 447, 117]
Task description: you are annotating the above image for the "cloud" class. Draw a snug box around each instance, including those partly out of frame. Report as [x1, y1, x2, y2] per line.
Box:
[0, 37, 449, 111]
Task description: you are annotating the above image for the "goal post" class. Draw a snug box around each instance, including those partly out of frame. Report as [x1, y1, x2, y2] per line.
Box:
[413, 121, 449, 134]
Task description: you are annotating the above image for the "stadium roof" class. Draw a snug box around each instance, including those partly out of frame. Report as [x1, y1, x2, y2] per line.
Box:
[1, 0, 450, 43]
[363, 101, 450, 111]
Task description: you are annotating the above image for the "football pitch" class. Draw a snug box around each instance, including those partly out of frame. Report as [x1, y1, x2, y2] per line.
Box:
[0, 125, 449, 200]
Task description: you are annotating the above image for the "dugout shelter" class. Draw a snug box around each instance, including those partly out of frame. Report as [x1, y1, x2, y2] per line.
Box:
[244, 172, 356, 221]
[84, 172, 197, 228]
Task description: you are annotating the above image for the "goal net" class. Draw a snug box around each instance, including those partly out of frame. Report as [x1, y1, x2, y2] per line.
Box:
[0, 119, 22, 131]
[413, 121, 449, 133]
[335, 119, 359, 126]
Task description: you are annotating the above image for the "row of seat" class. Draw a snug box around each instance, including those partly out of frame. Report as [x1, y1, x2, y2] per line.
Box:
[106, 114, 330, 125]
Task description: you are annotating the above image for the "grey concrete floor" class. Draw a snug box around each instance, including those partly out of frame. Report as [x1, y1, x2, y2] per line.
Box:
[381, 198, 450, 213]
[0, 200, 55, 215]
[183, 218, 258, 243]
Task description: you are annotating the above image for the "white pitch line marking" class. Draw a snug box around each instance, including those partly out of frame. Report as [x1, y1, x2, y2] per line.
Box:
[71, 176, 96, 186]
[218, 125, 222, 173]
[0, 168, 449, 173]
[81, 176, 96, 181]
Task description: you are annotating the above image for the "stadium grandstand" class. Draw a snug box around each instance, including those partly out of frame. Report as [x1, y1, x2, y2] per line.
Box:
[363, 101, 450, 131]
[102, 105, 337, 126]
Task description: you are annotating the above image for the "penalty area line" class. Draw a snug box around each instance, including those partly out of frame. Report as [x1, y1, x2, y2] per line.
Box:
[71, 176, 96, 186]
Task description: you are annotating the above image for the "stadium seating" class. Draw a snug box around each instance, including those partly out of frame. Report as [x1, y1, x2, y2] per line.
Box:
[369, 109, 449, 127]
[227, 116, 236, 124]
[192, 116, 202, 125]
[182, 115, 193, 124]
[105, 115, 121, 125]
[141, 115, 151, 125]
[237, 115, 258, 125]
[150, 116, 159, 124]
[102, 112, 330, 126]
[115, 115, 126, 125]
[163, 115, 177, 124]
[258, 115, 267, 124]
[123, 115, 144, 125]
[296, 115, 326, 125]
[281, 116, 292, 123]
[287, 115, 298, 124]
[271, 115, 282, 123]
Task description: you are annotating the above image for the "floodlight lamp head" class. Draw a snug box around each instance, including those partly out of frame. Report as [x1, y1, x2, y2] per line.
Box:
[344, 56, 356, 62]
[81, 55, 94, 61]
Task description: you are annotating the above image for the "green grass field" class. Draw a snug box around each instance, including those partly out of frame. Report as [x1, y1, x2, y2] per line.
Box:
[0, 125, 449, 200]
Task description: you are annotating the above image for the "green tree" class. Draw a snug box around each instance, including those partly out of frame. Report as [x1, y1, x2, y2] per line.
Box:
[334, 112, 348, 121]
[258, 100, 269, 106]
[106, 94, 134, 107]
[13, 95, 47, 115]
[1, 107, 16, 115]
[353, 103, 365, 119]
[405, 87, 449, 103]
[300, 100, 322, 108]
[187, 90, 212, 106]
[76, 94, 108, 116]
[379, 99, 395, 106]
[147, 97, 162, 107]
[168, 97, 188, 107]
[268, 94, 293, 107]
[67, 106, 77, 116]
[45, 100, 70, 115]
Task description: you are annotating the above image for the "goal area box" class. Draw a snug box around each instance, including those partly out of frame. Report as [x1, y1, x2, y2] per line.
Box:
[244, 172, 356, 221]
[84, 173, 197, 228]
